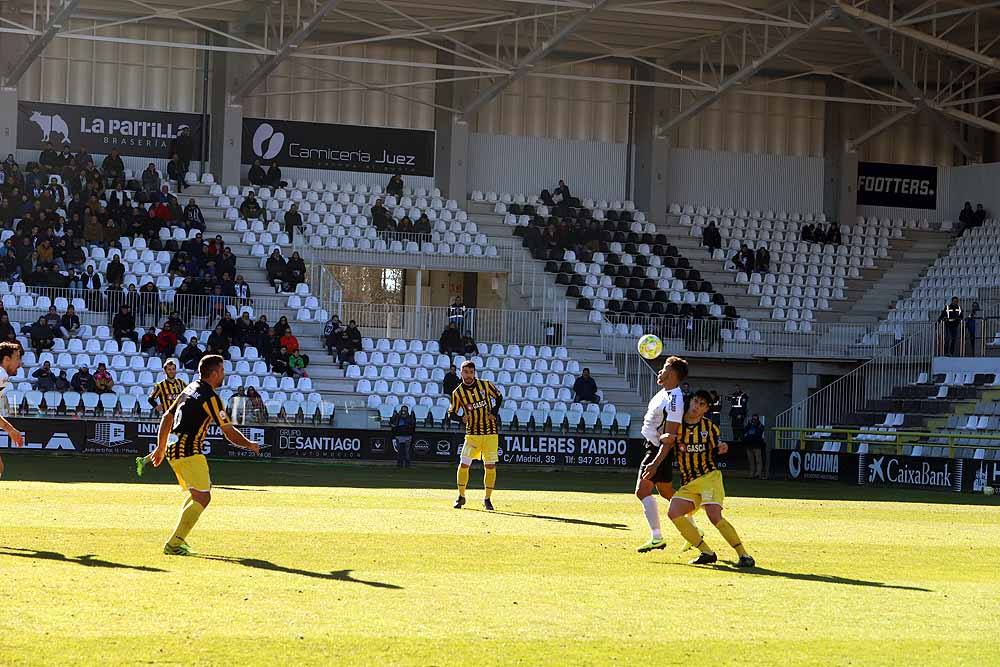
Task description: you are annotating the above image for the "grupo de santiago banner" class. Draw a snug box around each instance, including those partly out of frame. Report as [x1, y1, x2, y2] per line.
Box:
[242, 117, 435, 176]
[856, 161, 938, 210]
[17, 101, 207, 160]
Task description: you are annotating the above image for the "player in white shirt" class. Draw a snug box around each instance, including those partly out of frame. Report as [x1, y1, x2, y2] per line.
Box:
[0, 342, 26, 479]
[635, 355, 702, 553]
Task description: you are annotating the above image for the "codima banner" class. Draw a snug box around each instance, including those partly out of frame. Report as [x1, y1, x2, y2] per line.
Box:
[856, 161, 938, 210]
[17, 101, 207, 160]
[242, 117, 435, 176]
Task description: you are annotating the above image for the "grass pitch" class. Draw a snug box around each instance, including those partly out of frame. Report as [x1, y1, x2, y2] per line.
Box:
[1, 456, 998, 666]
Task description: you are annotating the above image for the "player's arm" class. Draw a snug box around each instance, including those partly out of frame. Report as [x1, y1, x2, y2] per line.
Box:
[147, 384, 162, 411]
[153, 410, 173, 466]
[446, 390, 465, 424]
[712, 424, 729, 455]
[488, 381, 503, 415]
[0, 413, 23, 447]
[208, 395, 259, 453]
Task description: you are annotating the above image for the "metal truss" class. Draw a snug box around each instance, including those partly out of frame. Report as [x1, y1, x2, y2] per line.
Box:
[1, 0, 999, 143]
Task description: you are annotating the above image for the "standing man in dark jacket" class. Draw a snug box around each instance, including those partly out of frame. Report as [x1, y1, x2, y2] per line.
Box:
[390, 405, 417, 468]
[728, 385, 749, 441]
[170, 126, 194, 174]
[938, 296, 963, 356]
[284, 203, 302, 242]
[742, 414, 765, 479]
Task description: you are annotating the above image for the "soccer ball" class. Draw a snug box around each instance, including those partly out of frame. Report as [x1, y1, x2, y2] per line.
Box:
[984, 486, 995, 496]
[637, 334, 663, 360]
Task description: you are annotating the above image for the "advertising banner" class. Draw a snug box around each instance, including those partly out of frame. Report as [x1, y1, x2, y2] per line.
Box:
[857, 452, 963, 492]
[963, 459, 1000, 493]
[17, 101, 207, 159]
[242, 117, 435, 176]
[856, 161, 938, 210]
[769, 448, 857, 483]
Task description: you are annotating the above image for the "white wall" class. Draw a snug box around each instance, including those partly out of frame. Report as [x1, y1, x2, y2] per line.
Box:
[243, 44, 436, 130]
[948, 162, 1000, 221]
[469, 60, 630, 143]
[17, 20, 204, 113]
[467, 133, 629, 201]
[665, 148, 825, 214]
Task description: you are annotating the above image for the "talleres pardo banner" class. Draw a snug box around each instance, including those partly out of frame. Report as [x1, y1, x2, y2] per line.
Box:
[242, 117, 435, 177]
[856, 161, 938, 210]
[17, 101, 207, 160]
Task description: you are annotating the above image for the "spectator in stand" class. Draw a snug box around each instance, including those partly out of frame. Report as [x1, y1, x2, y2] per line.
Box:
[443, 364, 460, 396]
[708, 390, 722, 426]
[284, 203, 302, 242]
[43, 305, 61, 333]
[141, 163, 161, 193]
[800, 222, 814, 243]
[54, 370, 71, 392]
[248, 159, 267, 187]
[0, 313, 15, 342]
[448, 297, 467, 332]
[681, 381, 692, 404]
[733, 244, 754, 274]
[413, 213, 431, 235]
[285, 252, 306, 290]
[271, 345, 290, 375]
[743, 414, 765, 479]
[72, 365, 97, 393]
[974, 203, 987, 228]
[397, 216, 414, 235]
[439, 322, 463, 356]
[323, 314, 343, 356]
[826, 224, 842, 245]
[287, 350, 308, 379]
[539, 189, 556, 207]
[167, 154, 187, 193]
[461, 334, 477, 356]
[152, 327, 176, 359]
[170, 126, 193, 174]
[336, 320, 362, 369]
[93, 362, 114, 394]
[207, 325, 230, 359]
[265, 161, 283, 189]
[390, 405, 416, 468]
[966, 301, 981, 356]
[572, 368, 600, 403]
[180, 335, 203, 371]
[371, 200, 390, 229]
[702, 221, 722, 255]
[938, 296, 963, 356]
[246, 386, 266, 423]
[728, 385, 749, 441]
[112, 304, 138, 344]
[101, 149, 125, 186]
[233, 311, 253, 349]
[754, 245, 770, 274]
[240, 191, 264, 221]
[39, 141, 61, 172]
[29, 316, 55, 352]
[164, 311, 186, 340]
[386, 173, 404, 197]
[140, 327, 158, 354]
[555, 179, 571, 202]
[274, 316, 291, 338]
[32, 361, 56, 391]
[279, 327, 300, 355]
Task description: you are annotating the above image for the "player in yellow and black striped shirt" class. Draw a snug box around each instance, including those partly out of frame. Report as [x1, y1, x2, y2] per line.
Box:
[146, 355, 260, 556]
[448, 360, 503, 510]
[136, 358, 187, 477]
[665, 389, 755, 568]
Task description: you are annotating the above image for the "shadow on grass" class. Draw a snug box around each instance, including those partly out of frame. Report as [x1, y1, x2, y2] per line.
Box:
[465, 507, 628, 530]
[0, 545, 167, 573]
[661, 561, 932, 592]
[193, 554, 402, 589]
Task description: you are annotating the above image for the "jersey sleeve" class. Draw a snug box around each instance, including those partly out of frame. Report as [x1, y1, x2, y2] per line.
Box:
[448, 386, 461, 418]
[204, 394, 232, 427]
[664, 391, 684, 425]
[640, 393, 667, 445]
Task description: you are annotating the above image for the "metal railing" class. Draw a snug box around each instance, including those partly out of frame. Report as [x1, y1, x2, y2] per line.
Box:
[318, 301, 559, 347]
[292, 232, 518, 273]
[772, 426, 1000, 457]
[773, 324, 936, 440]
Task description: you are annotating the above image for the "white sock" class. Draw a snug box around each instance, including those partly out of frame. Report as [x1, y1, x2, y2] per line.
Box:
[640, 496, 661, 539]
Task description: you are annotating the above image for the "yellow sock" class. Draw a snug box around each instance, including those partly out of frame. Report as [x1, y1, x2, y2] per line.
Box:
[484, 467, 496, 499]
[457, 466, 470, 496]
[672, 516, 713, 554]
[714, 518, 748, 557]
[683, 514, 701, 535]
[168, 496, 205, 546]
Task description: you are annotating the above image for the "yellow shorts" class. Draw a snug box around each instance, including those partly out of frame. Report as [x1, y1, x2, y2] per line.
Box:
[168, 454, 212, 492]
[461, 434, 499, 465]
[675, 469, 725, 509]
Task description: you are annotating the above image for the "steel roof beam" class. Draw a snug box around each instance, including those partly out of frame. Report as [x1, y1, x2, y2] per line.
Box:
[3, 0, 81, 86]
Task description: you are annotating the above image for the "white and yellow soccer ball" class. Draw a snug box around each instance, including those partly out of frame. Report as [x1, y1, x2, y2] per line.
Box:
[637, 334, 663, 360]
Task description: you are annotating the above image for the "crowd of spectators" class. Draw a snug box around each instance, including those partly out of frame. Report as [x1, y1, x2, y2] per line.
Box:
[322, 314, 362, 369]
[958, 201, 988, 236]
[265, 248, 307, 293]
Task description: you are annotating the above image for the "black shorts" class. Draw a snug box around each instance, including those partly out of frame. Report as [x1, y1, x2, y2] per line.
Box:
[639, 446, 675, 485]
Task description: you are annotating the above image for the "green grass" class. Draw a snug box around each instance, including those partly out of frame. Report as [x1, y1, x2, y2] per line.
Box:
[1, 456, 999, 666]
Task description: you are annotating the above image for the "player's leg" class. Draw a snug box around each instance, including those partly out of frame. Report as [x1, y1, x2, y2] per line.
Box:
[455, 438, 479, 508]
[634, 457, 665, 552]
[657, 481, 702, 552]
[701, 472, 754, 567]
[667, 493, 716, 563]
[751, 447, 763, 478]
[482, 436, 499, 510]
[164, 456, 211, 555]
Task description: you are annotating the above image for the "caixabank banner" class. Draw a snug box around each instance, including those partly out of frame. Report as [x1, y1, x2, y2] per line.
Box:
[242, 117, 435, 176]
[856, 161, 937, 210]
[858, 452, 964, 493]
[18, 101, 207, 159]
